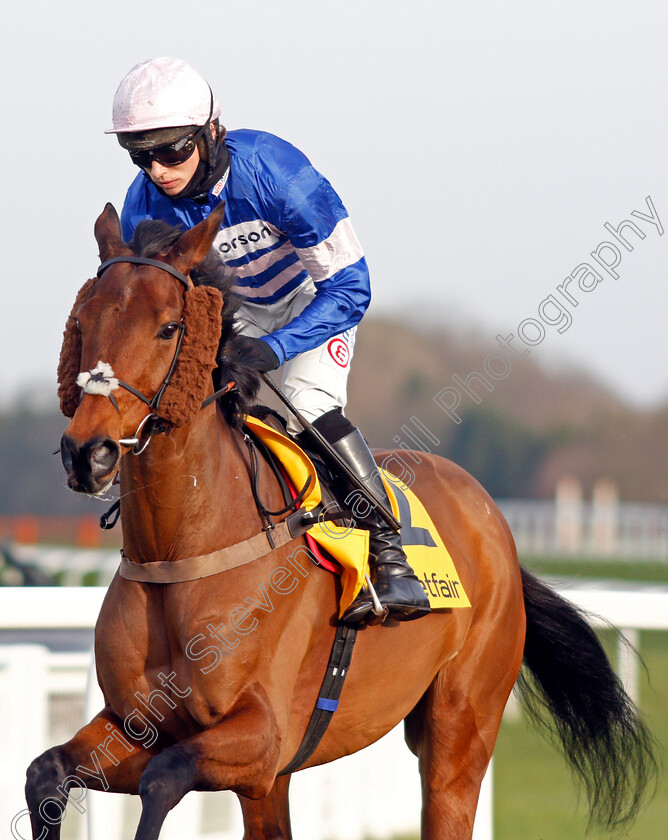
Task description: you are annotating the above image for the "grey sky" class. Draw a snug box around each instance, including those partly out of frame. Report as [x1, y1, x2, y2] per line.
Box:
[3, 0, 667, 407]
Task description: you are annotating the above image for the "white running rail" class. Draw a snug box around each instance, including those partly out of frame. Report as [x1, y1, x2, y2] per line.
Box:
[3, 583, 667, 840]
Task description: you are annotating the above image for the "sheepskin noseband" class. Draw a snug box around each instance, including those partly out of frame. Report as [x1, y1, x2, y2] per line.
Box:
[57, 276, 223, 428]
[58, 276, 98, 418]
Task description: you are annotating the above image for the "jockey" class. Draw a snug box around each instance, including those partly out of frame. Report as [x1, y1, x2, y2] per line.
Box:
[107, 57, 429, 625]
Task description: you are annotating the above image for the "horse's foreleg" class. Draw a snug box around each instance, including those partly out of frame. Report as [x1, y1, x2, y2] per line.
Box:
[25, 706, 157, 840]
[133, 699, 280, 840]
[238, 775, 293, 840]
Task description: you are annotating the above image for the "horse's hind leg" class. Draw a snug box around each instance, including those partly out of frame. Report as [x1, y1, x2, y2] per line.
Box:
[238, 775, 293, 840]
[406, 619, 524, 839]
[25, 707, 155, 839]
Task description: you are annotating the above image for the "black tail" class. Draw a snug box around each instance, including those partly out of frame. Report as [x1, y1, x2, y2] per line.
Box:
[517, 567, 657, 829]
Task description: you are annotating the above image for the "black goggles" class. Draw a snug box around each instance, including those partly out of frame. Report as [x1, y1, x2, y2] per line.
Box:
[129, 87, 215, 169]
[129, 126, 206, 169]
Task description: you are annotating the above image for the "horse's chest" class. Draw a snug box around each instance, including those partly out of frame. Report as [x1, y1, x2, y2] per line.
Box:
[95, 587, 237, 731]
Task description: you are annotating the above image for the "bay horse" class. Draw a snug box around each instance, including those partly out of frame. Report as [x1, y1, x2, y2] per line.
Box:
[26, 203, 655, 840]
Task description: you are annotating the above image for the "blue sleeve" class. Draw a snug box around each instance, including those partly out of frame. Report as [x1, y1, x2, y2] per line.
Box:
[253, 148, 371, 362]
[262, 257, 371, 364]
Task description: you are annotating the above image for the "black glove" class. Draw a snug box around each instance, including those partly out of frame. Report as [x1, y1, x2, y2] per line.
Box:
[225, 336, 281, 373]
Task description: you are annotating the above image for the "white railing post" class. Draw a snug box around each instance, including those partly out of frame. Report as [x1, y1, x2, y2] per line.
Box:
[618, 627, 640, 706]
[555, 477, 584, 555]
[472, 760, 493, 840]
[591, 479, 619, 557]
[85, 654, 125, 840]
[0, 645, 49, 840]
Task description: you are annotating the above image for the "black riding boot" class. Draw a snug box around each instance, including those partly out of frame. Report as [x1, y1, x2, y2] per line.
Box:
[311, 411, 431, 624]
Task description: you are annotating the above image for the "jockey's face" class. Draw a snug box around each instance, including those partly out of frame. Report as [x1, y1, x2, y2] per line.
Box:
[143, 145, 201, 196]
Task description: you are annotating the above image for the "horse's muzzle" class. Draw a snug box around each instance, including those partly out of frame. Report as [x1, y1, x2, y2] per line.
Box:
[60, 434, 121, 494]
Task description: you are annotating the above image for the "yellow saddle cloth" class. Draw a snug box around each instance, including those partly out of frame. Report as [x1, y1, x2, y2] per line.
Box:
[245, 416, 470, 616]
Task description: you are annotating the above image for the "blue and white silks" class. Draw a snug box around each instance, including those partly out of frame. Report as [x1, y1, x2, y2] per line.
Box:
[120, 129, 371, 366]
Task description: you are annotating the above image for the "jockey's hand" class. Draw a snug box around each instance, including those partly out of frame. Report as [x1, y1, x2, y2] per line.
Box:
[226, 336, 281, 372]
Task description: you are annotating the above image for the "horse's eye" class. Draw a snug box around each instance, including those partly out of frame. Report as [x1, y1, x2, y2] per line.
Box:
[158, 322, 179, 340]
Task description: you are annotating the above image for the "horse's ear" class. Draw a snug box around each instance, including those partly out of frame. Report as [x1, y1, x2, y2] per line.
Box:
[165, 202, 226, 275]
[94, 203, 128, 262]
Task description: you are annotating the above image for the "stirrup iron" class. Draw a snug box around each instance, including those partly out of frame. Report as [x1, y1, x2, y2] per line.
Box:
[365, 573, 387, 618]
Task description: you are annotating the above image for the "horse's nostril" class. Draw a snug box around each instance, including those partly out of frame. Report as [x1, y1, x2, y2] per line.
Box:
[60, 435, 76, 474]
[87, 439, 120, 477]
[60, 435, 120, 484]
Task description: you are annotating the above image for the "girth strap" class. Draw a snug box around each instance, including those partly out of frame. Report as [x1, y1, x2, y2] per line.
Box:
[279, 623, 358, 775]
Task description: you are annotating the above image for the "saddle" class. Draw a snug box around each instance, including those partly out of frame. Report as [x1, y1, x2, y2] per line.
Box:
[104, 406, 468, 614]
[243, 407, 471, 614]
[242, 406, 361, 583]
[245, 406, 348, 522]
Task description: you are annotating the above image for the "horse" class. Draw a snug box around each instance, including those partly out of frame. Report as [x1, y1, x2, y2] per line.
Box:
[25, 202, 656, 840]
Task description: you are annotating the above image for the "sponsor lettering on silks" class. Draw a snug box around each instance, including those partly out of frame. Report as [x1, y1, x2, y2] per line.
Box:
[215, 221, 280, 257]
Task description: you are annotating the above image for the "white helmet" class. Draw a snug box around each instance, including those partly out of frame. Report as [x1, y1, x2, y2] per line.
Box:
[106, 57, 221, 135]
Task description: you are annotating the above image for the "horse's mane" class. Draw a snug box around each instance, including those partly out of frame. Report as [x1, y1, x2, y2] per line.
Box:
[57, 219, 262, 427]
[129, 220, 184, 258]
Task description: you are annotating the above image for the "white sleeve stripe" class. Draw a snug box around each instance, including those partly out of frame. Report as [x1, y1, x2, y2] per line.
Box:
[234, 242, 294, 279]
[295, 217, 365, 283]
[231, 261, 305, 299]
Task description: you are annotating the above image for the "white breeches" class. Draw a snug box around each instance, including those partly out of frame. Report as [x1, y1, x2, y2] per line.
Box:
[234, 283, 355, 435]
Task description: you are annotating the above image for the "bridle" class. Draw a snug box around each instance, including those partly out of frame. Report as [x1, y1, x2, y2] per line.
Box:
[88, 255, 233, 453]
[90, 258, 341, 557]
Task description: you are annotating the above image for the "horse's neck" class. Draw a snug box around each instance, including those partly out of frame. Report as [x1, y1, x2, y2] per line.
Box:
[119, 411, 260, 563]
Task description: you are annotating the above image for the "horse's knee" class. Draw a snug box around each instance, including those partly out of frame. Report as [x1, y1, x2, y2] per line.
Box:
[26, 747, 70, 806]
[24, 747, 75, 839]
[139, 748, 196, 809]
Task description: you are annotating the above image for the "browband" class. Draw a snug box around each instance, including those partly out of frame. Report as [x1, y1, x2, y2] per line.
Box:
[97, 256, 190, 289]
